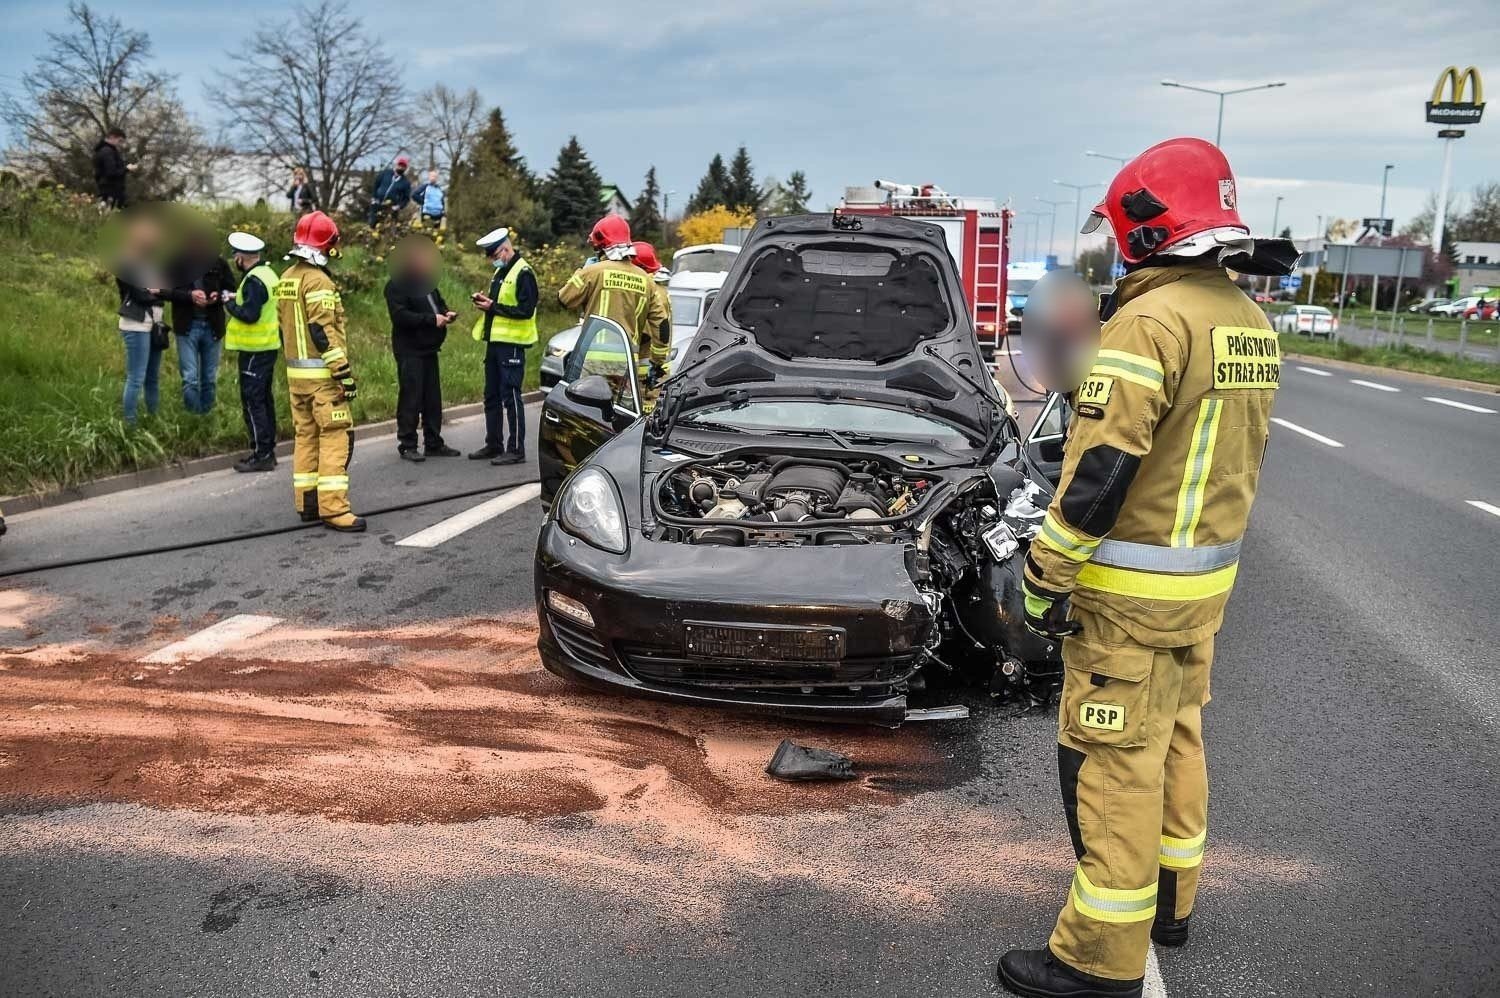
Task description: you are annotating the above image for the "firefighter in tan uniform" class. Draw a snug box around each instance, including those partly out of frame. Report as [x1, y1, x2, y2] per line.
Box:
[557, 216, 669, 410]
[276, 211, 365, 532]
[998, 138, 1301, 998]
[631, 240, 673, 411]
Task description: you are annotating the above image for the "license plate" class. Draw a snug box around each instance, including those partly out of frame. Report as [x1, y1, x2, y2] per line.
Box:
[683, 622, 846, 662]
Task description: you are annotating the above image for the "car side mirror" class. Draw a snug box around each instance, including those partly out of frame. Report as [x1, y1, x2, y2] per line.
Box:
[565, 374, 615, 418]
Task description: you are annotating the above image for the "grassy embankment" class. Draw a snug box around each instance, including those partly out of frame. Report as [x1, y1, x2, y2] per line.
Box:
[0, 192, 581, 497]
[1277, 334, 1500, 387]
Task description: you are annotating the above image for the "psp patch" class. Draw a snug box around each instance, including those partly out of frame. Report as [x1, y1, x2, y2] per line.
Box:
[1211, 327, 1280, 389]
[1076, 375, 1114, 406]
[1080, 701, 1125, 731]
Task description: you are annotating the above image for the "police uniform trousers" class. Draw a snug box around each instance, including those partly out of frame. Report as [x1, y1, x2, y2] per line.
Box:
[238, 349, 279, 460]
[484, 341, 526, 454]
[290, 380, 354, 519]
[1049, 606, 1211, 982]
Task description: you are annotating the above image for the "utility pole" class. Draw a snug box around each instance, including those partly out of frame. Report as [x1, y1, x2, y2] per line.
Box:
[1035, 196, 1071, 267]
[1053, 180, 1103, 273]
[1160, 79, 1287, 146]
[1372, 163, 1394, 313]
[1264, 195, 1283, 298]
[1307, 214, 1323, 304]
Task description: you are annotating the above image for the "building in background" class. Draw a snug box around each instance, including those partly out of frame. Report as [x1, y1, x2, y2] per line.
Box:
[599, 185, 632, 219]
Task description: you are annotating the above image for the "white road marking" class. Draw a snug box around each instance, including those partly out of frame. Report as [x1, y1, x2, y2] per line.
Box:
[1296, 365, 1332, 376]
[140, 614, 283, 664]
[1270, 417, 1344, 448]
[1349, 379, 1399, 392]
[1466, 500, 1500, 519]
[395, 482, 543, 548]
[1143, 944, 1168, 998]
[1424, 396, 1497, 414]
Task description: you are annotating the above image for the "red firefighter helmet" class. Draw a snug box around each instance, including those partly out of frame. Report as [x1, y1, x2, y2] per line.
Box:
[632, 241, 661, 273]
[293, 210, 340, 252]
[588, 215, 632, 252]
[1083, 137, 1248, 265]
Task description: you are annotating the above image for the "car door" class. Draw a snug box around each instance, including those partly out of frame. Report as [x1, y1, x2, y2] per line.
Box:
[1018, 392, 1072, 491]
[538, 315, 643, 505]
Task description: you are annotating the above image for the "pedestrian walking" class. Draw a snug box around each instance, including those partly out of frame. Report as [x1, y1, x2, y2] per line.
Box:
[92, 127, 134, 208]
[468, 227, 537, 466]
[113, 213, 167, 425]
[996, 138, 1301, 998]
[277, 211, 364, 532]
[164, 227, 235, 414]
[385, 235, 459, 462]
[367, 156, 412, 227]
[410, 170, 446, 229]
[287, 167, 318, 214]
[222, 232, 281, 472]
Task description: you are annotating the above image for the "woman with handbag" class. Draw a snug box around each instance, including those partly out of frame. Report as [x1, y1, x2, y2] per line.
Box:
[113, 214, 169, 426]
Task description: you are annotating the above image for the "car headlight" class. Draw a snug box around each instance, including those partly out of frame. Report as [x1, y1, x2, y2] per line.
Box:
[558, 467, 628, 553]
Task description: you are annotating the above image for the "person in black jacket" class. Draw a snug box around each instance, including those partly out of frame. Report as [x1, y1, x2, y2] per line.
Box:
[163, 227, 237, 414]
[93, 128, 132, 208]
[385, 235, 459, 461]
[287, 167, 318, 214]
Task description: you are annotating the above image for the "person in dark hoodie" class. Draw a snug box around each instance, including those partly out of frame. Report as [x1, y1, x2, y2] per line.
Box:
[384, 235, 459, 461]
[93, 128, 133, 208]
[163, 224, 237, 414]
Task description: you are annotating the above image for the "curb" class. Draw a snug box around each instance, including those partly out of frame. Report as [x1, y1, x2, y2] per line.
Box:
[2, 391, 546, 517]
[1280, 350, 1500, 396]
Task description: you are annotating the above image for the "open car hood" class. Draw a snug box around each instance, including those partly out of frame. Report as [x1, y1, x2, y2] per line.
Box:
[665, 214, 1001, 436]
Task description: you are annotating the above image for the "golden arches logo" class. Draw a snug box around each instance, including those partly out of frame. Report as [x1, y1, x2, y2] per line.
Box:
[1427, 66, 1485, 125]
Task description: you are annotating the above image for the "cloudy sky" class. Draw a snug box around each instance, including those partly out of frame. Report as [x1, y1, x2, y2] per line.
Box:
[6, 0, 1497, 261]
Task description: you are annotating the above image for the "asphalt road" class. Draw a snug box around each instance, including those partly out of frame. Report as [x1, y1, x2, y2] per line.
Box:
[2, 363, 1498, 997]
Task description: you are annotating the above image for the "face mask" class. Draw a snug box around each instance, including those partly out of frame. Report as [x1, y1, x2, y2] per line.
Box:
[491, 255, 506, 269]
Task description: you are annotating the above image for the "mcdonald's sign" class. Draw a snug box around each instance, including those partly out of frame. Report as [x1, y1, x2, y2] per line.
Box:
[1426, 66, 1484, 125]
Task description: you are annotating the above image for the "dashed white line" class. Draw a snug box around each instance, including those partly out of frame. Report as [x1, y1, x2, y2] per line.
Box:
[395, 482, 543, 548]
[1349, 379, 1399, 392]
[1424, 396, 1497, 414]
[1270, 417, 1344, 448]
[1467, 500, 1500, 519]
[1296, 365, 1332, 376]
[140, 614, 283, 664]
[1143, 944, 1168, 998]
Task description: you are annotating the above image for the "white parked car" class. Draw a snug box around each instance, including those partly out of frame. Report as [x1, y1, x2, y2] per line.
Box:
[1431, 296, 1479, 317]
[1272, 305, 1337, 338]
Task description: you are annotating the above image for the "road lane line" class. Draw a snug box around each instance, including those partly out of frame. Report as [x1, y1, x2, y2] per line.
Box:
[1349, 379, 1399, 392]
[1270, 417, 1344, 448]
[1143, 944, 1168, 998]
[1424, 396, 1497, 414]
[140, 614, 283, 664]
[395, 482, 543, 548]
[1296, 365, 1332, 376]
[1467, 500, 1500, 519]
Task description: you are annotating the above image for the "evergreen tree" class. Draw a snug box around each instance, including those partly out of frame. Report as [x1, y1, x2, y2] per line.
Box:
[449, 106, 549, 244]
[769, 170, 811, 215]
[630, 165, 664, 243]
[688, 153, 730, 213]
[726, 145, 760, 212]
[545, 135, 603, 239]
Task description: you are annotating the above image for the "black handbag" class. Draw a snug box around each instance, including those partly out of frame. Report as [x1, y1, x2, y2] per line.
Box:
[149, 320, 171, 350]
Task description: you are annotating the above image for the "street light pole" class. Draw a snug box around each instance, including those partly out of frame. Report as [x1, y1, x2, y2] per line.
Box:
[1085, 151, 1131, 280]
[1054, 180, 1103, 273]
[1264, 195, 1284, 297]
[1307, 214, 1323, 305]
[1372, 164, 1394, 313]
[1035, 196, 1071, 268]
[1160, 79, 1287, 146]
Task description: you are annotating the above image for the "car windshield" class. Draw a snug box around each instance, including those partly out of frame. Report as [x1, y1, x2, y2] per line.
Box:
[669, 294, 701, 326]
[671, 249, 737, 275]
[682, 400, 975, 449]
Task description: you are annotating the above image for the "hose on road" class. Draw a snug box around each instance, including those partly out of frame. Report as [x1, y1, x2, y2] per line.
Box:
[0, 479, 542, 581]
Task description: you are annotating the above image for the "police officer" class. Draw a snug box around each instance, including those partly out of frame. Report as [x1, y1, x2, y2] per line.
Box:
[998, 138, 1299, 998]
[557, 216, 669, 400]
[222, 232, 280, 472]
[631, 240, 673, 411]
[276, 211, 364, 532]
[468, 227, 537, 466]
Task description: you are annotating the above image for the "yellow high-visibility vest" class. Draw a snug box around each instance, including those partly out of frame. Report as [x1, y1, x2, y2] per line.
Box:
[224, 263, 281, 352]
[482, 257, 539, 345]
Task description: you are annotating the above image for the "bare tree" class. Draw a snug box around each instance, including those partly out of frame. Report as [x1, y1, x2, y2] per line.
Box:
[1, 2, 205, 198]
[411, 85, 483, 174]
[207, 0, 407, 212]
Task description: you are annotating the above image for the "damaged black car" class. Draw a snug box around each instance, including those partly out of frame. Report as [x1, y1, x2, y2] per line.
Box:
[534, 213, 1064, 726]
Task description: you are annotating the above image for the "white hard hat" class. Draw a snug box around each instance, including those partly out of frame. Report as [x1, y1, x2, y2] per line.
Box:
[476, 227, 511, 251]
[228, 231, 266, 254]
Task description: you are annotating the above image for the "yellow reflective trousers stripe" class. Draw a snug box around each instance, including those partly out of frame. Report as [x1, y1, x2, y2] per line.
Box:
[317, 475, 349, 491]
[1159, 830, 1206, 870]
[1070, 866, 1157, 924]
[1172, 397, 1223, 547]
[1076, 561, 1239, 601]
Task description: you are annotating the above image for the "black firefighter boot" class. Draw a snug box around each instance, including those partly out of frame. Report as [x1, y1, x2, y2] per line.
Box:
[998, 948, 1143, 998]
[1151, 914, 1190, 947]
[299, 492, 320, 523]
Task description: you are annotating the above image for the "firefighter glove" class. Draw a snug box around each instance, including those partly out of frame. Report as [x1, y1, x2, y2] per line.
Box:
[1023, 579, 1082, 639]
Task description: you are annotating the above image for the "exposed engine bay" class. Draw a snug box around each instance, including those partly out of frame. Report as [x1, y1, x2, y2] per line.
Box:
[653, 450, 1063, 702]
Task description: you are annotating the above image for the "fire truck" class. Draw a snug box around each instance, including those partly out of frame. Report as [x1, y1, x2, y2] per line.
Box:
[837, 180, 1013, 356]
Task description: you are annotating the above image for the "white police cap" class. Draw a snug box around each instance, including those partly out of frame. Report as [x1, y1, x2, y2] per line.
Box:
[476, 227, 511, 251]
[227, 231, 265, 253]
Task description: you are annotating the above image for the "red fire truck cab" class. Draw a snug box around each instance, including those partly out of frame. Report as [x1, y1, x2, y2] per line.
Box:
[837, 181, 1013, 357]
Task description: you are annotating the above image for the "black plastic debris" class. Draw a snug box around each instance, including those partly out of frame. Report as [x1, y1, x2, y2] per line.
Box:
[766, 739, 857, 782]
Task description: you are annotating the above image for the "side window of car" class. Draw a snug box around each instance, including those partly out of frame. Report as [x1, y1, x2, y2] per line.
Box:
[572, 318, 640, 415]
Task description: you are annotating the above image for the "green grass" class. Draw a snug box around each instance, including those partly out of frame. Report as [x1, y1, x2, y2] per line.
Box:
[0, 195, 576, 497]
[1265, 302, 1499, 348]
[1278, 334, 1500, 387]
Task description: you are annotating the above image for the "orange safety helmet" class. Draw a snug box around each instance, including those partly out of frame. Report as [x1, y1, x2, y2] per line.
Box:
[632, 241, 661, 273]
[588, 215, 632, 252]
[293, 210, 340, 252]
[1083, 137, 1248, 265]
